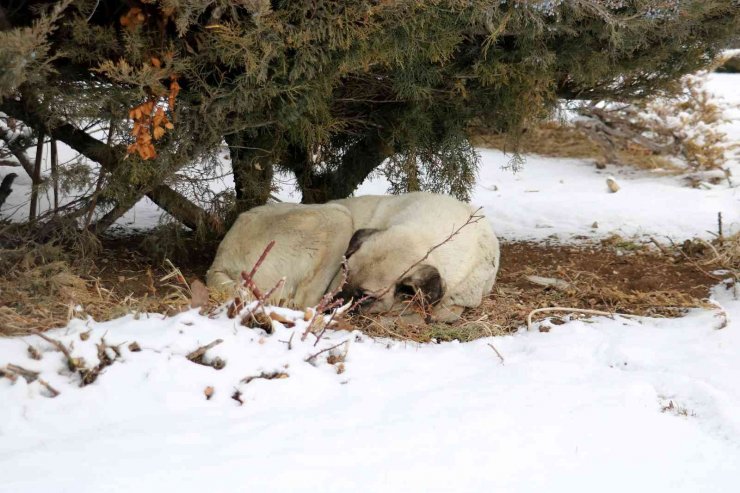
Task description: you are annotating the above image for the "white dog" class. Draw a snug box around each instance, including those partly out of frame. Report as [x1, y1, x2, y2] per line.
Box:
[206, 202, 353, 307]
[331, 192, 500, 322]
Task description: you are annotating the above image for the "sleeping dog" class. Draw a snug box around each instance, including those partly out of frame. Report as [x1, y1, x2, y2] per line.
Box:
[331, 192, 499, 322]
[207, 192, 499, 321]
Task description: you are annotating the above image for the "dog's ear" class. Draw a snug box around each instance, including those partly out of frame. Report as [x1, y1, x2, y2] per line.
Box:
[396, 264, 445, 306]
[345, 228, 382, 258]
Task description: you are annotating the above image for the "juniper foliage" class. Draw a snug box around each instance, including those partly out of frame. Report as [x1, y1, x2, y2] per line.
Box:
[0, 0, 737, 231]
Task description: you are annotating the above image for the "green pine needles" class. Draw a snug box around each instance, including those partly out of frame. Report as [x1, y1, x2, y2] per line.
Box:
[0, 0, 737, 232]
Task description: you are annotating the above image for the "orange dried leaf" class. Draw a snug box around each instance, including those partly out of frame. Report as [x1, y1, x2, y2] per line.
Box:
[153, 108, 165, 127]
[153, 126, 165, 140]
[165, 121, 174, 130]
[151, 57, 161, 68]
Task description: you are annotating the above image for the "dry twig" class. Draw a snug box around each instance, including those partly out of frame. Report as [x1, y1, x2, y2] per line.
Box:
[5, 363, 40, 382]
[487, 343, 505, 365]
[186, 339, 224, 363]
[29, 329, 80, 371]
[241, 371, 289, 384]
[526, 306, 639, 331]
[306, 339, 348, 364]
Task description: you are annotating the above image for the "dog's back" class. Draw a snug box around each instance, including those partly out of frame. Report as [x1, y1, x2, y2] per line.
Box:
[207, 202, 353, 307]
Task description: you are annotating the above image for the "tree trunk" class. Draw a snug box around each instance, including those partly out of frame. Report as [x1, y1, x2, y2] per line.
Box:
[289, 131, 390, 204]
[224, 130, 274, 213]
[29, 130, 44, 221]
[0, 140, 35, 177]
[50, 137, 58, 212]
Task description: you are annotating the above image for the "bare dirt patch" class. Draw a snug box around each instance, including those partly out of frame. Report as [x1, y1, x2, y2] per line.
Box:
[2, 232, 733, 340]
[355, 240, 725, 342]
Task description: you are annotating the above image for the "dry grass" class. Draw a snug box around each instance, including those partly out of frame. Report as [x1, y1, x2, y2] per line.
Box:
[470, 122, 681, 172]
[1, 227, 734, 341]
[350, 278, 713, 343]
[471, 75, 735, 174]
[349, 238, 730, 342]
[0, 243, 194, 336]
[471, 122, 602, 160]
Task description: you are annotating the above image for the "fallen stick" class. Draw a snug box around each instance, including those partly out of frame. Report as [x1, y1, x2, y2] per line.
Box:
[665, 236, 724, 282]
[526, 307, 639, 331]
[38, 378, 60, 397]
[3, 364, 60, 397]
[649, 236, 671, 257]
[279, 332, 295, 350]
[241, 371, 289, 384]
[186, 339, 224, 362]
[29, 329, 80, 371]
[5, 363, 40, 382]
[487, 343, 505, 365]
[305, 339, 348, 364]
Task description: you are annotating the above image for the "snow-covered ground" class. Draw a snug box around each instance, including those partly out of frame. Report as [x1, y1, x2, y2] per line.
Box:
[1, 73, 740, 492]
[1, 283, 739, 492]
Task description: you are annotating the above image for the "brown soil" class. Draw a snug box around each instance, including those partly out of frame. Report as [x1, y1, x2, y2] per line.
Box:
[355, 240, 724, 341]
[500, 241, 715, 303]
[1, 233, 728, 339]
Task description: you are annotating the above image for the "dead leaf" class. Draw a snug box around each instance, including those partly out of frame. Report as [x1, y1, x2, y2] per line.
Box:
[190, 279, 209, 308]
[204, 386, 214, 400]
[153, 125, 165, 140]
[268, 311, 295, 328]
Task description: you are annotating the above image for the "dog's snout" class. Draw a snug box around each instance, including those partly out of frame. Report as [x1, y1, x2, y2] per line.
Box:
[335, 287, 360, 304]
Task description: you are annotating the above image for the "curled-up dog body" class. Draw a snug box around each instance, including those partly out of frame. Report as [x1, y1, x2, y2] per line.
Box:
[206, 202, 353, 308]
[331, 192, 500, 322]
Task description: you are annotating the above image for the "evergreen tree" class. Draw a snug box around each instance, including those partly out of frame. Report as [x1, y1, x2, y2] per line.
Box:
[1, 0, 737, 232]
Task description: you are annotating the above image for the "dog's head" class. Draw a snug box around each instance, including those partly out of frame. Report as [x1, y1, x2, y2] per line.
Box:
[338, 228, 446, 314]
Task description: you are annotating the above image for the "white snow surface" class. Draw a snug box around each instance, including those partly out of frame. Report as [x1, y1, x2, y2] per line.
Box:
[1, 283, 740, 492]
[472, 150, 739, 242]
[2, 74, 740, 492]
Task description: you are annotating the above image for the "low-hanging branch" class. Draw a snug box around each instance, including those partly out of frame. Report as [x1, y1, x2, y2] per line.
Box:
[0, 97, 213, 232]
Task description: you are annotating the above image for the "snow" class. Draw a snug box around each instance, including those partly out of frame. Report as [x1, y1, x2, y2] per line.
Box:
[1, 284, 739, 492]
[1, 74, 740, 492]
[473, 151, 739, 242]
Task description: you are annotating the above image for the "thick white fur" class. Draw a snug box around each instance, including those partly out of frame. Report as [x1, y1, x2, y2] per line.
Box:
[206, 202, 353, 308]
[332, 192, 500, 322]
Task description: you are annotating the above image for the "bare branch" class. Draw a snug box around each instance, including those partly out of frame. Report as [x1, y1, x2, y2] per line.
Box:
[305, 339, 348, 364]
[525, 307, 641, 331]
[487, 343, 505, 365]
[186, 339, 224, 363]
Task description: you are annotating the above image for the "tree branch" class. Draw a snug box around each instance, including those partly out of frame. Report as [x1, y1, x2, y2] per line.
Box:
[0, 97, 213, 232]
